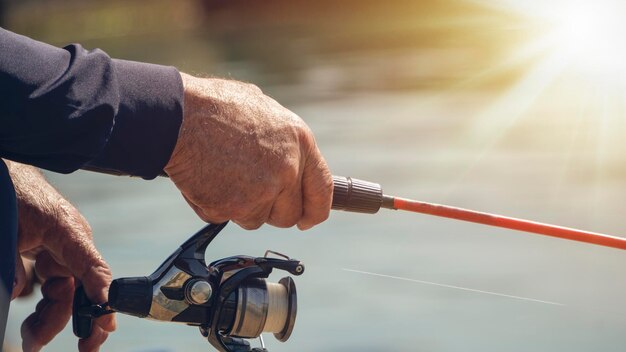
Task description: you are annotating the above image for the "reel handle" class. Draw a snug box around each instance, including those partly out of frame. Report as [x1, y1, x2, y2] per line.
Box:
[72, 286, 94, 339]
[72, 285, 114, 339]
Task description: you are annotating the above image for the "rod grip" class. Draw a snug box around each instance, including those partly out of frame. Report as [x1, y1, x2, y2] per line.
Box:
[331, 176, 383, 214]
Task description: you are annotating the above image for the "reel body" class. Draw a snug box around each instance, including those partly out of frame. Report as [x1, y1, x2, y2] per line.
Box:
[72, 222, 304, 352]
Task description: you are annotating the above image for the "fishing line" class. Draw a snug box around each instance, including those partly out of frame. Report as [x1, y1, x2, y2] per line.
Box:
[342, 268, 564, 306]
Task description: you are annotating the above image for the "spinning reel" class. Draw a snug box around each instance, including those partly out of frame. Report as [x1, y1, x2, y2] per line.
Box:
[72, 222, 304, 352]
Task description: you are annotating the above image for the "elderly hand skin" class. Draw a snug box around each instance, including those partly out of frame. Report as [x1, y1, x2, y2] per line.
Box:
[165, 74, 333, 230]
[6, 161, 115, 352]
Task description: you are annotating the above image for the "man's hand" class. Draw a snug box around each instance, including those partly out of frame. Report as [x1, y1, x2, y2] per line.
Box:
[165, 74, 333, 230]
[6, 161, 116, 352]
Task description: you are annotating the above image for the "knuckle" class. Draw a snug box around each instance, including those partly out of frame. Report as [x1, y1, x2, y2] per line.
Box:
[236, 220, 263, 231]
[206, 216, 230, 225]
[196, 207, 229, 224]
[268, 215, 299, 229]
[304, 154, 327, 179]
[320, 172, 334, 194]
[318, 209, 331, 223]
[304, 163, 332, 196]
[234, 208, 271, 230]
[198, 213, 213, 223]
[82, 263, 112, 288]
[41, 276, 74, 301]
[296, 124, 314, 145]
[197, 212, 215, 223]
[246, 223, 263, 230]
[210, 209, 230, 222]
[308, 209, 330, 227]
[57, 277, 75, 296]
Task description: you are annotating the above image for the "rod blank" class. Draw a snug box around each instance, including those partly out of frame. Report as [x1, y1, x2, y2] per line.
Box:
[331, 175, 626, 251]
[392, 197, 626, 251]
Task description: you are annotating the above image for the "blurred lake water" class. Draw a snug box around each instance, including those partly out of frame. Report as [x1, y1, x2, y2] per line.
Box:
[5, 1, 626, 351]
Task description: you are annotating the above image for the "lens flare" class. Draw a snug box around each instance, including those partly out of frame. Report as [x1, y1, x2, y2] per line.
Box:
[438, 0, 626, 210]
[550, 0, 626, 77]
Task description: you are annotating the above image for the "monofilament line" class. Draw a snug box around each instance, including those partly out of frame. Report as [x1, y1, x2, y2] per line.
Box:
[342, 268, 564, 306]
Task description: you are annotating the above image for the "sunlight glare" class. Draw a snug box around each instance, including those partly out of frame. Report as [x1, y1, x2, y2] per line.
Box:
[550, 0, 626, 77]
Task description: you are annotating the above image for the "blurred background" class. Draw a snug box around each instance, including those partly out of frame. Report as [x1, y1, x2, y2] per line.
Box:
[4, 0, 626, 351]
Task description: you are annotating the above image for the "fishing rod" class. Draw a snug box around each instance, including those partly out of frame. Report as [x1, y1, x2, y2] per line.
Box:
[331, 175, 626, 251]
[72, 173, 626, 352]
[86, 166, 625, 250]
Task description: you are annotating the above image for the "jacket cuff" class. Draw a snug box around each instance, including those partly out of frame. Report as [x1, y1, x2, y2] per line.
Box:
[85, 59, 183, 179]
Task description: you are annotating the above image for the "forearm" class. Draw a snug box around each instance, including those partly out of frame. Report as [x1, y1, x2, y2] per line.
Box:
[0, 28, 184, 179]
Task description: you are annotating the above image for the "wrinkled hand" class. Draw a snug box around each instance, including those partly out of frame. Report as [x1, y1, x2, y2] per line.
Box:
[7, 161, 115, 352]
[165, 74, 333, 230]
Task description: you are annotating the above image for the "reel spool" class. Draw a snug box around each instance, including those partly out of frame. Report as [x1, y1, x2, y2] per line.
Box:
[72, 222, 304, 352]
[219, 276, 297, 341]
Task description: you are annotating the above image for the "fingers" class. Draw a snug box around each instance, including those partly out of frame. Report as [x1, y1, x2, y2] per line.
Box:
[35, 251, 71, 279]
[21, 277, 74, 352]
[185, 190, 276, 230]
[181, 194, 229, 224]
[267, 186, 303, 228]
[297, 150, 333, 230]
[74, 258, 116, 333]
[233, 199, 274, 230]
[186, 156, 327, 231]
[43, 224, 117, 333]
[34, 251, 115, 341]
[91, 308, 116, 335]
[47, 227, 111, 306]
[78, 325, 109, 352]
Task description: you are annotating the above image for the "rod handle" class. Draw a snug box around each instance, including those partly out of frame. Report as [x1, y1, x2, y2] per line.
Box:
[331, 175, 385, 214]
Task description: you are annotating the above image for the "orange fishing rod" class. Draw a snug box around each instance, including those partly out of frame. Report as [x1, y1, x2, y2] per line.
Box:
[331, 176, 626, 251]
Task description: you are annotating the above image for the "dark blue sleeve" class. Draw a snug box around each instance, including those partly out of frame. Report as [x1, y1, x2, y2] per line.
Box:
[0, 27, 183, 179]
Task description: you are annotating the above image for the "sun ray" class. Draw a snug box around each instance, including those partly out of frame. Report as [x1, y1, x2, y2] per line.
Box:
[549, 87, 591, 204]
[441, 49, 568, 199]
[591, 89, 612, 225]
[428, 0, 626, 206]
[416, 31, 556, 107]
